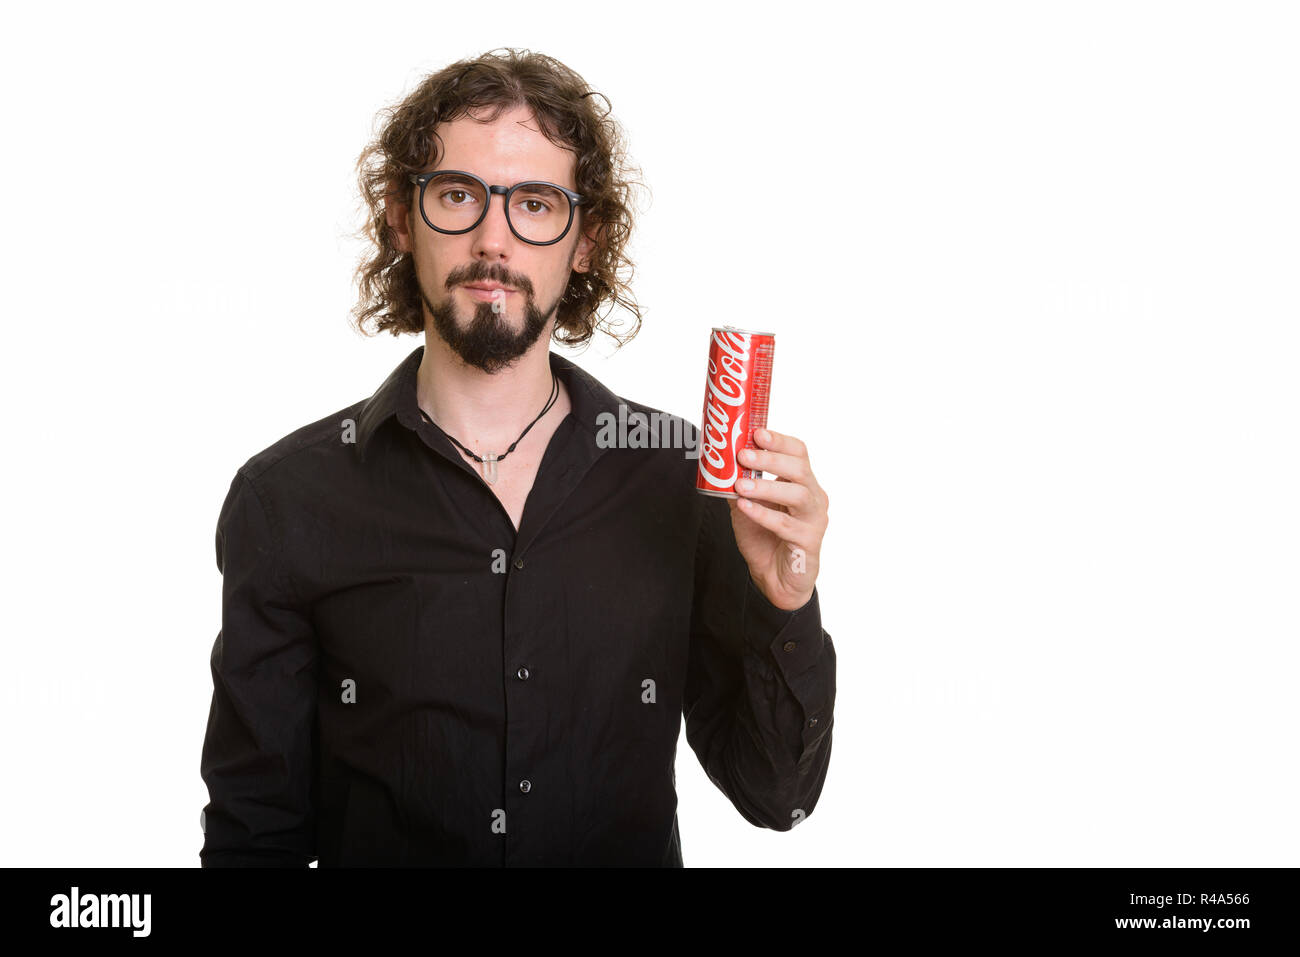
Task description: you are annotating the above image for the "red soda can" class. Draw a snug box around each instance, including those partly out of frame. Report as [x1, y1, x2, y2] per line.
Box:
[696, 325, 775, 498]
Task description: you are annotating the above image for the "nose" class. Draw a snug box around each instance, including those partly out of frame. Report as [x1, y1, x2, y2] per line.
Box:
[471, 190, 515, 254]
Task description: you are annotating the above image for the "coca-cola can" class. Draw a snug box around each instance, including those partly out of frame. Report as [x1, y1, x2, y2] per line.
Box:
[696, 325, 776, 498]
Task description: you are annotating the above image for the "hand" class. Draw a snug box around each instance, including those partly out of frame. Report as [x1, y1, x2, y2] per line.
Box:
[727, 428, 829, 612]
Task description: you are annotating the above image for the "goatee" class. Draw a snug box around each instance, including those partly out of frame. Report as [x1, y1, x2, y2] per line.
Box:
[424, 288, 560, 374]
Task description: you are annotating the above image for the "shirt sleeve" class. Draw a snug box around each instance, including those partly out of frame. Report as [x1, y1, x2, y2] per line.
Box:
[683, 491, 836, 831]
[199, 468, 318, 867]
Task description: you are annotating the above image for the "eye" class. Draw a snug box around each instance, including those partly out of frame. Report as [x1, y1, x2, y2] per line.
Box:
[513, 185, 565, 217]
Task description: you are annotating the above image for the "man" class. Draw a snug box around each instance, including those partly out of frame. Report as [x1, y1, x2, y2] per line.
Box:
[200, 48, 835, 867]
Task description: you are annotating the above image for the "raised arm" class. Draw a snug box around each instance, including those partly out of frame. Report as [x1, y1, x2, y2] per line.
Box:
[683, 490, 836, 831]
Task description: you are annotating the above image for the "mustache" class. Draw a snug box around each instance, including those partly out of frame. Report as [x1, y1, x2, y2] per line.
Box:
[445, 270, 532, 295]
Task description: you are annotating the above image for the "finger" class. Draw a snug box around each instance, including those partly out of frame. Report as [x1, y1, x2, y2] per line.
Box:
[735, 496, 819, 548]
[737, 445, 810, 484]
[735, 475, 819, 518]
[753, 428, 807, 461]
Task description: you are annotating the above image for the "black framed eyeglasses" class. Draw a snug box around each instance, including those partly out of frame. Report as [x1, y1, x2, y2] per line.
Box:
[408, 169, 586, 246]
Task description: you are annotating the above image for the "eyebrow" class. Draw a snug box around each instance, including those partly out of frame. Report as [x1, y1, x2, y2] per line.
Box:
[435, 170, 572, 189]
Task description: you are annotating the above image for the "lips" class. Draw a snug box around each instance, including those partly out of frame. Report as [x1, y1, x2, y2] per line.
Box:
[461, 283, 518, 304]
[463, 283, 516, 293]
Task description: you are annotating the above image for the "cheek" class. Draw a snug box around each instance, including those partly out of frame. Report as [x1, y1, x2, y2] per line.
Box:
[418, 241, 462, 287]
[521, 257, 566, 297]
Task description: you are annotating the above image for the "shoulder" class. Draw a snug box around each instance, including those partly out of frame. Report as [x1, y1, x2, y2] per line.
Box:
[555, 349, 702, 464]
[233, 398, 369, 489]
[590, 392, 705, 509]
[599, 392, 699, 453]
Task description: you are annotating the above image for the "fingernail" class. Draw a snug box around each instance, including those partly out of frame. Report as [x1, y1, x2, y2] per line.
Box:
[755, 429, 770, 442]
[737, 479, 753, 492]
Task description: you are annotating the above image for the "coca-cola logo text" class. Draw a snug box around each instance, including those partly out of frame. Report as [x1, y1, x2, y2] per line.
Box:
[699, 330, 752, 489]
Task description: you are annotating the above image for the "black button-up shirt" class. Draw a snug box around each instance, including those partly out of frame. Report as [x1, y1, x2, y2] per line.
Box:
[199, 344, 836, 866]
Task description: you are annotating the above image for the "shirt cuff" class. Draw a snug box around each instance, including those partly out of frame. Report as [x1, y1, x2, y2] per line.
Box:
[741, 576, 834, 770]
[742, 575, 822, 663]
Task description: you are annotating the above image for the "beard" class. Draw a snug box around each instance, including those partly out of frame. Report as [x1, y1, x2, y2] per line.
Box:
[421, 283, 562, 375]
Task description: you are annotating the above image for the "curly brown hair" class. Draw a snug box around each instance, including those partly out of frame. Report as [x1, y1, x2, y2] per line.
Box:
[350, 48, 647, 349]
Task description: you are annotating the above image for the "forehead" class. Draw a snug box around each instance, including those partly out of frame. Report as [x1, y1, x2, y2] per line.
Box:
[434, 104, 576, 188]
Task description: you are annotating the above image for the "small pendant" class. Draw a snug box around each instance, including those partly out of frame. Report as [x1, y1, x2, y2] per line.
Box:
[481, 453, 499, 485]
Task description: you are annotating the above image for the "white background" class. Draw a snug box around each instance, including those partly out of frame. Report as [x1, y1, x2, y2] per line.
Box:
[2, 0, 1296, 867]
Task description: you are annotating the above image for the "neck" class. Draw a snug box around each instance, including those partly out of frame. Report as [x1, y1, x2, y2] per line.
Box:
[416, 331, 570, 452]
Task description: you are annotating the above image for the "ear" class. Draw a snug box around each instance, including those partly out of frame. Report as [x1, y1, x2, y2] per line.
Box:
[385, 179, 415, 254]
[570, 217, 600, 274]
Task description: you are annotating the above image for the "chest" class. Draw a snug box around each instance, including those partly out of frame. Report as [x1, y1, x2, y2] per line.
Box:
[469, 412, 569, 533]
[479, 388, 573, 533]
[484, 460, 539, 533]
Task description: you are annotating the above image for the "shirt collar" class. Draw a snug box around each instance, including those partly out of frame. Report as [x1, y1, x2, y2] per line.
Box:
[353, 344, 624, 466]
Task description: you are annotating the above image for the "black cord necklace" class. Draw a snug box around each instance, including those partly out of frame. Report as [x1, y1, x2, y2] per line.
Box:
[419, 372, 560, 485]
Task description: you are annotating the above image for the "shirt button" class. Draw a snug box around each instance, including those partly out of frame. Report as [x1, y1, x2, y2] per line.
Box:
[783, 640, 798, 653]
[808, 717, 819, 727]
[519, 779, 532, 793]
[513, 557, 525, 569]
[517, 666, 530, 680]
